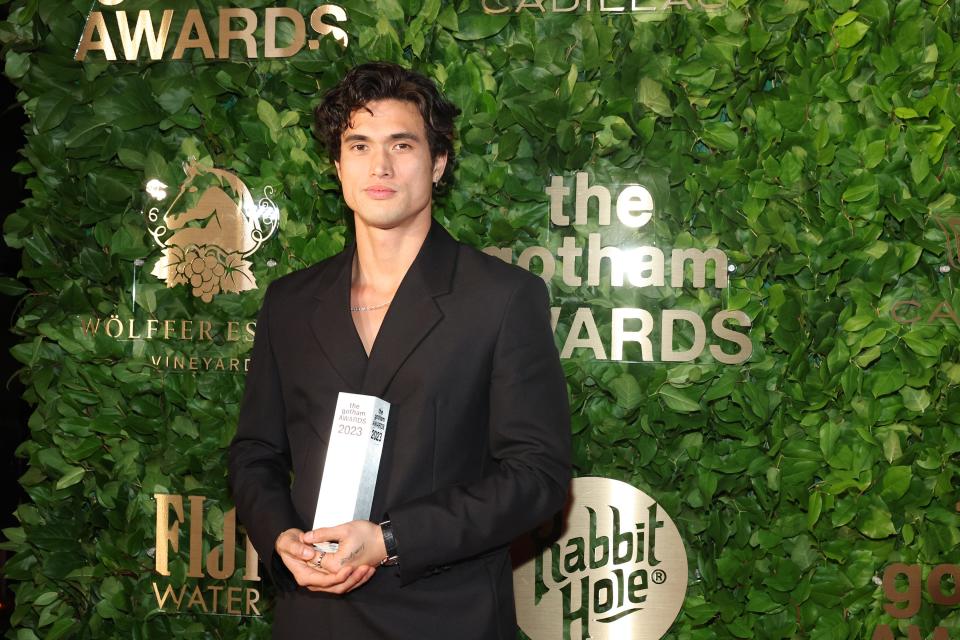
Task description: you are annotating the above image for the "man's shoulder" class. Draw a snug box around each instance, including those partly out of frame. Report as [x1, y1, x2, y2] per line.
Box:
[453, 240, 545, 294]
[261, 250, 348, 302]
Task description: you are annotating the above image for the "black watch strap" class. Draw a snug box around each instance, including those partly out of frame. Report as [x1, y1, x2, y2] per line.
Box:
[379, 520, 399, 566]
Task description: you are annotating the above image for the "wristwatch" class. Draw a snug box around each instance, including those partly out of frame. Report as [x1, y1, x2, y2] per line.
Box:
[379, 520, 399, 566]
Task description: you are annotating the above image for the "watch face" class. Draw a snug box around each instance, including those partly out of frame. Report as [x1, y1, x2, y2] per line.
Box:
[381, 556, 399, 567]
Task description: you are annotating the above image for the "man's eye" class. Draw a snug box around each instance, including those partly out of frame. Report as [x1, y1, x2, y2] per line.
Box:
[351, 144, 367, 152]
[394, 143, 411, 151]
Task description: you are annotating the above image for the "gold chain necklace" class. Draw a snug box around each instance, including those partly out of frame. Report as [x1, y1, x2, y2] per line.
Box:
[350, 300, 391, 312]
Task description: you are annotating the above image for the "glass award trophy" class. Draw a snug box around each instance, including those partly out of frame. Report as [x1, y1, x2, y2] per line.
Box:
[311, 392, 390, 552]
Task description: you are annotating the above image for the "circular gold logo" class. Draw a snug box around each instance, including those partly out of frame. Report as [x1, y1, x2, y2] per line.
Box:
[513, 477, 688, 640]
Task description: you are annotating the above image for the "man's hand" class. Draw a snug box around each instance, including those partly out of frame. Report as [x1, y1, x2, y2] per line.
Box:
[274, 528, 376, 594]
[303, 520, 388, 570]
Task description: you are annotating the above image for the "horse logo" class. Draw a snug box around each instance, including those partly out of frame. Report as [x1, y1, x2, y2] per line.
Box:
[146, 161, 279, 302]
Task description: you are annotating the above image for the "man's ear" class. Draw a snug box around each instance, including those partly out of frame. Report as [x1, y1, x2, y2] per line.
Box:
[334, 159, 342, 181]
[432, 153, 448, 184]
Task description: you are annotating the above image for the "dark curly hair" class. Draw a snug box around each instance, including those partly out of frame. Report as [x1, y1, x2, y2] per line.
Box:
[314, 62, 460, 186]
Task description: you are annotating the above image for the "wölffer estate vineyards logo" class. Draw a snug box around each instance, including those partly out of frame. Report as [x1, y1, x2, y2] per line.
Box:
[146, 160, 279, 302]
[513, 477, 688, 640]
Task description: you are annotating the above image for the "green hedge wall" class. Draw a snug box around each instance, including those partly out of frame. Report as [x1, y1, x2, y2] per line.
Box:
[3, 0, 960, 638]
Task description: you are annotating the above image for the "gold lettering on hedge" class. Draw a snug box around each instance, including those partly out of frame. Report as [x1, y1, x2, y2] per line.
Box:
[116, 9, 173, 60]
[151, 582, 262, 616]
[517, 0, 547, 11]
[219, 8, 258, 59]
[710, 311, 753, 364]
[76, 4, 350, 61]
[928, 300, 960, 324]
[265, 8, 306, 58]
[553, 0, 580, 11]
[188, 495, 205, 578]
[871, 561, 957, 639]
[484, 0, 725, 12]
[79, 316, 256, 342]
[310, 5, 349, 48]
[206, 507, 237, 580]
[154, 494, 262, 581]
[243, 535, 260, 581]
[599, 0, 626, 12]
[155, 494, 185, 576]
[172, 9, 215, 60]
[75, 12, 116, 61]
[482, 0, 511, 12]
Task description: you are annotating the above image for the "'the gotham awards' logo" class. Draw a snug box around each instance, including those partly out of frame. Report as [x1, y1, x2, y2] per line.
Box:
[146, 161, 279, 302]
[513, 477, 688, 640]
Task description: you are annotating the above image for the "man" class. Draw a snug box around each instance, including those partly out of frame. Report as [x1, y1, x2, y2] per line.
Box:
[229, 61, 570, 639]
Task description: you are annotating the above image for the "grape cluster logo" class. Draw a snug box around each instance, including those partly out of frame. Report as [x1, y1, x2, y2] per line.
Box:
[145, 160, 279, 302]
[513, 477, 688, 640]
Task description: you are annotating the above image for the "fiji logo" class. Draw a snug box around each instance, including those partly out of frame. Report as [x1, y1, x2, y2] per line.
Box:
[145, 161, 279, 302]
[931, 216, 960, 270]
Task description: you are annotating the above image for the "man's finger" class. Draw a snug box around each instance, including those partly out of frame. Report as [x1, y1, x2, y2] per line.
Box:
[303, 525, 346, 545]
[298, 564, 355, 589]
[304, 565, 359, 592]
[347, 566, 376, 592]
[277, 533, 315, 561]
[314, 565, 368, 594]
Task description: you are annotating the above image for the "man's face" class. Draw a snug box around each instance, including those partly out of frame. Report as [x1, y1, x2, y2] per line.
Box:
[335, 99, 447, 233]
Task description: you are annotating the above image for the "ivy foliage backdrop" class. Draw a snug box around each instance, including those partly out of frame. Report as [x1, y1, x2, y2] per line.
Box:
[2, 0, 960, 637]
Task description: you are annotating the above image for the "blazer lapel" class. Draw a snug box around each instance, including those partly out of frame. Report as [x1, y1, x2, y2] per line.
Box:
[361, 222, 458, 398]
[309, 245, 368, 392]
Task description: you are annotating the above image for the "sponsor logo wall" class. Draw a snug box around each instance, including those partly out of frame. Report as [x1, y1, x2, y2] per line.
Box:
[4, 0, 959, 638]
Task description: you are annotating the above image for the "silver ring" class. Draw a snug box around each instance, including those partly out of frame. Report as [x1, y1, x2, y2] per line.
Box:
[312, 550, 326, 568]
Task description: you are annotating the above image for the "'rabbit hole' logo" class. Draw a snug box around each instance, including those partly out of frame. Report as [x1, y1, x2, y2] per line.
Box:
[513, 477, 688, 640]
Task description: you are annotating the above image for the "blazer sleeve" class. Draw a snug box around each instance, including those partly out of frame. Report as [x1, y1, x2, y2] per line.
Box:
[388, 274, 572, 585]
[228, 285, 303, 589]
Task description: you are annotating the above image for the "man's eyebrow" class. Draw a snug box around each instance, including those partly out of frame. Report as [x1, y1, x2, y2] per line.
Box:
[342, 132, 423, 142]
[388, 131, 422, 141]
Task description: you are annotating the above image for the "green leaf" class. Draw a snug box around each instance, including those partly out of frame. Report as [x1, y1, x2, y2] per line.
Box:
[658, 385, 701, 413]
[820, 421, 840, 458]
[881, 466, 912, 501]
[55, 466, 85, 490]
[4, 51, 29, 78]
[842, 314, 873, 331]
[746, 588, 783, 613]
[609, 374, 643, 410]
[807, 491, 823, 529]
[835, 22, 869, 48]
[257, 99, 281, 133]
[0, 277, 29, 296]
[842, 175, 877, 202]
[702, 122, 739, 151]
[902, 333, 941, 357]
[453, 13, 509, 40]
[856, 501, 896, 539]
[34, 93, 73, 133]
[899, 387, 930, 413]
[638, 78, 673, 117]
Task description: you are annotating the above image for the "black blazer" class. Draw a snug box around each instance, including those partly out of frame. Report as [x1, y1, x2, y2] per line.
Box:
[229, 222, 571, 639]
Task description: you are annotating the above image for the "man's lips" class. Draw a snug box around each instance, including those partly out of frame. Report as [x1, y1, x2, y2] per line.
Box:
[364, 186, 397, 199]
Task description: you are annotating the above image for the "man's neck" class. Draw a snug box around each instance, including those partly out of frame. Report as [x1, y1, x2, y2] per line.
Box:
[351, 215, 431, 294]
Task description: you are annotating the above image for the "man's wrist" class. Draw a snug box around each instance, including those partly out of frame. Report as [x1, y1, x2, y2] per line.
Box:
[379, 520, 399, 566]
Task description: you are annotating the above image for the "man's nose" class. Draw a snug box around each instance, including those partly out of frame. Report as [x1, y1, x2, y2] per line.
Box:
[370, 147, 392, 177]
